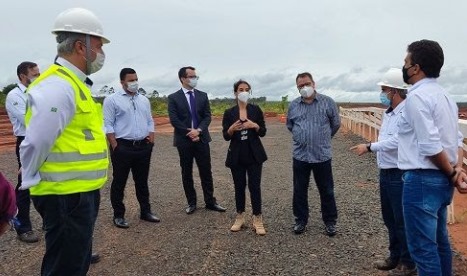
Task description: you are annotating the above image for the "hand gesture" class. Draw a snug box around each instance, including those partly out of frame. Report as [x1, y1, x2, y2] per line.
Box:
[350, 144, 369, 156]
[241, 119, 259, 130]
[453, 167, 467, 194]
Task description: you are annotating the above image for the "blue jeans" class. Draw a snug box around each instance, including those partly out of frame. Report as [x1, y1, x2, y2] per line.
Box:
[402, 170, 454, 276]
[293, 158, 337, 225]
[32, 190, 100, 276]
[379, 169, 413, 267]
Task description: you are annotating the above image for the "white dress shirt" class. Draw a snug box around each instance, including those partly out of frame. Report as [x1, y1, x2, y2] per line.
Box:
[103, 90, 154, 140]
[370, 101, 405, 169]
[398, 78, 463, 170]
[19, 57, 85, 189]
[5, 83, 28, 136]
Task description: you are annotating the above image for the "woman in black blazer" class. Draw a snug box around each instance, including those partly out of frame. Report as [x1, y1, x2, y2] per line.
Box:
[222, 80, 268, 235]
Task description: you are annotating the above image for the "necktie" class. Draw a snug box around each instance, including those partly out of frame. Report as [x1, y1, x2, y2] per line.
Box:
[188, 91, 198, 128]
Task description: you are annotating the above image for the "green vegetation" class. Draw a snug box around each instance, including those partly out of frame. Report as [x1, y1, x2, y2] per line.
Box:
[149, 96, 288, 117]
[0, 93, 289, 117]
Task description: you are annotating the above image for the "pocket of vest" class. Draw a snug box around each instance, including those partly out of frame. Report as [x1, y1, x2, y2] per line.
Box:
[78, 141, 106, 155]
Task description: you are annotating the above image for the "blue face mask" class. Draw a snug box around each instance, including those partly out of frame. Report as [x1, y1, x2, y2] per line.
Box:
[379, 92, 391, 106]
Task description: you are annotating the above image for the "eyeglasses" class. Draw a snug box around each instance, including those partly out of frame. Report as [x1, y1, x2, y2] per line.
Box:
[186, 76, 199, 80]
[297, 82, 313, 90]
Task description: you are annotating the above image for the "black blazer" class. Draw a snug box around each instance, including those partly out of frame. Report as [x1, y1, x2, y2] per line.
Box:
[222, 104, 268, 167]
[168, 89, 212, 146]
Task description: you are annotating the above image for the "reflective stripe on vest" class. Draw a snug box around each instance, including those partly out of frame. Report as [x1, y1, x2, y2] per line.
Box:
[40, 169, 107, 182]
[26, 64, 108, 195]
[46, 150, 108, 162]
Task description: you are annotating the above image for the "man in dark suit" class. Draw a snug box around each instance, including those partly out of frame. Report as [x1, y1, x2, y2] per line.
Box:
[168, 66, 226, 214]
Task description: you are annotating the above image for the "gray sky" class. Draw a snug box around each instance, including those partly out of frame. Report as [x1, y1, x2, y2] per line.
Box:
[2, 0, 467, 102]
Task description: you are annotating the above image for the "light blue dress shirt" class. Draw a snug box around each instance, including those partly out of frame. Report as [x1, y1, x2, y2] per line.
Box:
[103, 90, 154, 140]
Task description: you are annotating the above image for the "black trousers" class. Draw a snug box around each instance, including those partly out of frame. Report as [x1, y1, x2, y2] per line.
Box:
[32, 189, 100, 276]
[176, 142, 216, 206]
[15, 136, 32, 234]
[110, 141, 153, 218]
[230, 162, 263, 215]
[293, 158, 338, 225]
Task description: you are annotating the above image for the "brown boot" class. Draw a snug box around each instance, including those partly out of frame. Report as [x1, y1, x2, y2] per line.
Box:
[230, 213, 245, 232]
[252, 215, 266, 235]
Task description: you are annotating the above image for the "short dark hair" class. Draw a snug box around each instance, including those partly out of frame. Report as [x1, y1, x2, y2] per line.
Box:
[394, 88, 407, 99]
[120, 68, 136, 81]
[233, 79, 251, 92]
[17, 61, 37, 78]
[407, 39, 444, 78]
[295, 72, 314, 83]
[178, 66, 196, 82]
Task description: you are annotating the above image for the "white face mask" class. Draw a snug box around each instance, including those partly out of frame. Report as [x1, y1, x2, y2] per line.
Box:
[237, 92, 250, 103]
[87, 51, 105, 75]
[127, 81, 139, 93]
[299, 86, 314, 98]
[26, 76, 37, 87]
[188, 78, 198, 88]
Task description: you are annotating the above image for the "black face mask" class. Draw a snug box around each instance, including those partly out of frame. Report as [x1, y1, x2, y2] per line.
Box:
[402, 65, 415, 84]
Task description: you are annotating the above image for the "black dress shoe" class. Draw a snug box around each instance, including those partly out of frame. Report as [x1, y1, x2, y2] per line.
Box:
[185, 205, 197, 214]
[113, 217, 129, 228]
[325, 224, 337, 237]
[91, 253, 101, 264]
[293, 223, 306, 234]
[205, 203, 226, 212]
[140, 212, 161, 223]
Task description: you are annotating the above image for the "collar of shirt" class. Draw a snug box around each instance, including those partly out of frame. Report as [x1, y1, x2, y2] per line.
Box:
[56, 57, 88, 85]
[386, 101, 405, 116]
[16, 83, 27, 93]
[117, 89, 139, 97]
[407, 78, 437, 94]
[182, 87, 194, 94]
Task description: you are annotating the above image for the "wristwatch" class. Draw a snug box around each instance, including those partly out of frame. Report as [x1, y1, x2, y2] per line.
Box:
[366, 143, 372, 152]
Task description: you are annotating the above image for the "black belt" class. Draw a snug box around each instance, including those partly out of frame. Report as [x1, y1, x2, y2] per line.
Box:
[116, 138, 147, 146]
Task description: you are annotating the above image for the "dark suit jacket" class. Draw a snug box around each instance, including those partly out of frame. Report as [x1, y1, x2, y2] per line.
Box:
[168, 89, 212, 146]
[222, 104, 268, 167]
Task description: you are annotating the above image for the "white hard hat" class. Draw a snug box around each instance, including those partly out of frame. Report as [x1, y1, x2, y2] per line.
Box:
[52, 8, 110, 43]
[377, 68, 409, 90]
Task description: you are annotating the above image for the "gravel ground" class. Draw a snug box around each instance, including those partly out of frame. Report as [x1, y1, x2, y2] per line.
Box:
[0, 119, 465, 276]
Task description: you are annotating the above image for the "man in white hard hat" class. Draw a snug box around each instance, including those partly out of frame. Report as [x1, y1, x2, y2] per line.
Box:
[19, 7, 109, 275]
[351, 68, 416, 275]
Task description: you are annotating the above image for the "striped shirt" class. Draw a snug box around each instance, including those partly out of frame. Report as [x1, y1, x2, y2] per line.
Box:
[103, 90, 155, 140]
[286, 93, 340, 163]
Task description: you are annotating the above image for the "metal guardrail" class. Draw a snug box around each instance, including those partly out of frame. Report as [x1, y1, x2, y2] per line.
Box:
[340, 107, 466, 224]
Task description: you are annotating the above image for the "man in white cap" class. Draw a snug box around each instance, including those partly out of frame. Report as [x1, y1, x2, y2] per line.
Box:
[351, 68, 416, 275]
[19, 7, 109, 275]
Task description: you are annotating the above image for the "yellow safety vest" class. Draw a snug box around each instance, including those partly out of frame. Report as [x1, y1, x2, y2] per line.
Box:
[25, 64, 109, 195]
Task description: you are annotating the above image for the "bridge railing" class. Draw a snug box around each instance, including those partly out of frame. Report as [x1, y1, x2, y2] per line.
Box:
[340, 106, 467, 224]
